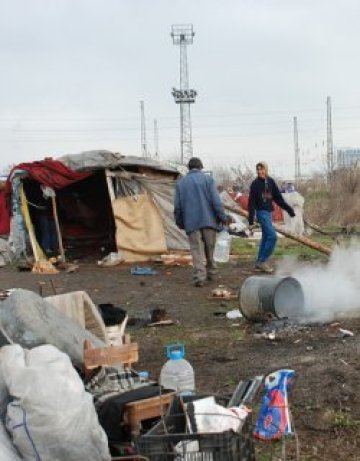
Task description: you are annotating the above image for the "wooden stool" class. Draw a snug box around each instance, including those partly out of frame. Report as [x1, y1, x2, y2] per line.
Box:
[124, 391, 175, 435]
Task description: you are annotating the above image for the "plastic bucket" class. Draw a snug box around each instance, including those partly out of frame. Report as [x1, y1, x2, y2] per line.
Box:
[239, 276, 304, 321]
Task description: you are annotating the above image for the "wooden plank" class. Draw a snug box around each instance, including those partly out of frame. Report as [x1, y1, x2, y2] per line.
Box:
[51, 195, 65, 262]
[84, 342, 139, 369]
[224, 203, 332, 256]
[20, 185, 40, 262]
[207, 295, 238, 300]
[125, 392, 175, 411]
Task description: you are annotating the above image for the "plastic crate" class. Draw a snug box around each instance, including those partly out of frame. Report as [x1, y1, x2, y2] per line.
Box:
[136, 396, 255, 461]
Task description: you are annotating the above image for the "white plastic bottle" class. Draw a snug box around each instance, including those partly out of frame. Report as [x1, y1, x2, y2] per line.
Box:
[159, 345, 195, 395]
[214, 229, 231, 263]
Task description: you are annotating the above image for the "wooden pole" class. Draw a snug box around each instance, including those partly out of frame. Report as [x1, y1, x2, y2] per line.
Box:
[225, 204, 332, 256]
[303, 218, 338, 242]
[51, 195, 65, 262]
[20, 185, 40, 262]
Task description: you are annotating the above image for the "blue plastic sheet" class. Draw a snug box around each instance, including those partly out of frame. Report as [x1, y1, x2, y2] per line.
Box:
[130, 266, 158, 276]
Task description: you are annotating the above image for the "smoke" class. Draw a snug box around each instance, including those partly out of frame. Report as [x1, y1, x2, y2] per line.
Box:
[276, 243, 360, 323]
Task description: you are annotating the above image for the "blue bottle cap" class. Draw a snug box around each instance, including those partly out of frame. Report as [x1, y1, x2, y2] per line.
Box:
[165, 343, 186, 359]
[169, 349, 183, 360]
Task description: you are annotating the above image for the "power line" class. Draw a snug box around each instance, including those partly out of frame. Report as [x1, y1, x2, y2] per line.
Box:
[2, 102, 360, 124]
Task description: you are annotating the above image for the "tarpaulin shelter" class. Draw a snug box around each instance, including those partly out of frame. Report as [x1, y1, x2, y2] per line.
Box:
[7, 150, 189, 262]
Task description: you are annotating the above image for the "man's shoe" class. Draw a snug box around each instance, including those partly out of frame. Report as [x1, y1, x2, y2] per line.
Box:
[194, 280, 205, 287]
[255, 262, 274, 274]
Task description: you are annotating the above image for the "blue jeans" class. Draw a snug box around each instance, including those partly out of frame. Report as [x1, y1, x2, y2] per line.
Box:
[38, 215, 58, 253]
[256, 210, 277, 263]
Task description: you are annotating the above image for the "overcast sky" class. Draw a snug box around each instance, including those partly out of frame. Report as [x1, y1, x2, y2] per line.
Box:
[1, 0, 360, 177]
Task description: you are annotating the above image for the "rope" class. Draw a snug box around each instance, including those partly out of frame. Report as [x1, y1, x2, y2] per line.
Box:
[9, 403, 42, 461]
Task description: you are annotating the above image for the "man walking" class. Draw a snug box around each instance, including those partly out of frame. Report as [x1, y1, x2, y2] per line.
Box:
[174, 157, 228, 287]
[248, 162, 295, 273]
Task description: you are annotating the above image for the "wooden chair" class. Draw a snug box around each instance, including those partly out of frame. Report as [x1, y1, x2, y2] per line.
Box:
[83, 340, 175, 435]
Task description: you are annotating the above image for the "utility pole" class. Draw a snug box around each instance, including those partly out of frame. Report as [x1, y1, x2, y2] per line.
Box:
[154, 119, 159, 160]
[293, 116, 300, 183]
[171, 24, 197, 164]
[140, 100, 148, 157]
[326, 96, 334, 176]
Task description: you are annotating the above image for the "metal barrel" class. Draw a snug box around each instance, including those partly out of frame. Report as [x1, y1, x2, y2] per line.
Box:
[239, 276, 304, 321]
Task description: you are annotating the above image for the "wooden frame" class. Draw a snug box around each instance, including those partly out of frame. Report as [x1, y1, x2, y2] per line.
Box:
[84, 340, 138, 371]
[83, 340, 176, 435]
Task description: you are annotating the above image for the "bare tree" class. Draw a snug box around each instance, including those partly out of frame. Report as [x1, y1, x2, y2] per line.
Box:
[212, 166, 234, 188]
[230, 163, 255, 192]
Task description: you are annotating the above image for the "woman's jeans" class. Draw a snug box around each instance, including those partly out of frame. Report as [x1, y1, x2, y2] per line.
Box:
[256, 210, 277, 263]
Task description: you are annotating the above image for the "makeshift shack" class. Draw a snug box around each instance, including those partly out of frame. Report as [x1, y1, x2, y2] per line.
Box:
[6, 150, 189, 263]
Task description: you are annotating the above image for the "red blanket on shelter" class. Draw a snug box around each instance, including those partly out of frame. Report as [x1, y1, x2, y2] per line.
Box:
[0, 190, 10, 235]
[5, 159, 93, 216]
[7, 160, 92, 190]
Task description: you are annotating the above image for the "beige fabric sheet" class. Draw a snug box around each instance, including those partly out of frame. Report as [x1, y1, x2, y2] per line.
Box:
[112, 192, 167, 256]
[139, 176, 189, 251]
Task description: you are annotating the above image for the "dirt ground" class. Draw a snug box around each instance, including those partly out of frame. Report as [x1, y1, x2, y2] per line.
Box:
[1, 259, 359, 461]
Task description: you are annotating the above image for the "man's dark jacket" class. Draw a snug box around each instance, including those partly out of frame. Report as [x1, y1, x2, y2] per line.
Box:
[174, 169, 227, 234]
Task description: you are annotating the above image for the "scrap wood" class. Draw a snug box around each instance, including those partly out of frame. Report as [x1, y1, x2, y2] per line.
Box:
[208, 294, 237, 300]
[83, 340, 139, 370]
[303, 218, 338, 240]
[32, 260, 59, 274]
[147, 308, 175, 327]
[161, 253, 192, 266]
[209, 286, 237, 300]
[50, 193, 66, 262]
[147, 319, 175, 327]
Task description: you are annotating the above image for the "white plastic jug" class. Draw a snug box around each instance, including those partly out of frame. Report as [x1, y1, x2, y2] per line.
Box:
[214, 229, 231, 263]
[159, 344, 195, 395]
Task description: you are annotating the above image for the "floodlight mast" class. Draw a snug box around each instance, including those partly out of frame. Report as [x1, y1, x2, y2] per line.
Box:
[171, 24, 197, 164]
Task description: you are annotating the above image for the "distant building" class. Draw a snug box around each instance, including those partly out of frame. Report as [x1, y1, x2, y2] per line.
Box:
[337, 148, 360, 169]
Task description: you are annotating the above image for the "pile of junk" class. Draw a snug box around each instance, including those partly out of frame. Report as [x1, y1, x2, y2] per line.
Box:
[0, 288, 295, 460]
